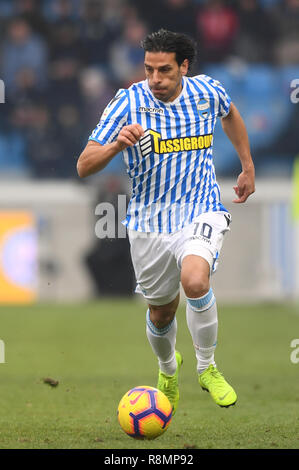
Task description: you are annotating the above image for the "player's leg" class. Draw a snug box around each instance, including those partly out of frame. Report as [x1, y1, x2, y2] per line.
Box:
[181, 254, 218, 374]
[147, 294, 179, 376]
[179, 212, 237, 407]
[128, 229, 182, 414]
[147, 296, 183, 415]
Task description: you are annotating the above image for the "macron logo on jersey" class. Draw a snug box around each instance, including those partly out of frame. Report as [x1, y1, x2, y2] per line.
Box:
[138, 106, 164, 115]
[140, 129, 213, 157]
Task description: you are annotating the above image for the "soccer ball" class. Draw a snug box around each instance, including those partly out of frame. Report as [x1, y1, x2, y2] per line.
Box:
[117, 385, 173, 440]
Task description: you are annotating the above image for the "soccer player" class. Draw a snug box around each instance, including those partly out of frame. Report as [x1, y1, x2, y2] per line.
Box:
[77, 29, 255, 413]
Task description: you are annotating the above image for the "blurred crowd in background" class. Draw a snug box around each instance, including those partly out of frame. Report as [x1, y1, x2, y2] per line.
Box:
[0, 0, 299, 179]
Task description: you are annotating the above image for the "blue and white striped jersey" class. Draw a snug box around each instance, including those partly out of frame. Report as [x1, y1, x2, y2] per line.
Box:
[89, 75, 231, 233]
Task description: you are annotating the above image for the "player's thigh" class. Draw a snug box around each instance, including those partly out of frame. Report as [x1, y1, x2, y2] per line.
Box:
[176, 211, 231, 276]
[128, 230, 180, 306]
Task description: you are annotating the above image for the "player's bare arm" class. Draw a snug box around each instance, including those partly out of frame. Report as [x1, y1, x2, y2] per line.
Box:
[221, 102, 255, 203]
[77, 124, 144, 178]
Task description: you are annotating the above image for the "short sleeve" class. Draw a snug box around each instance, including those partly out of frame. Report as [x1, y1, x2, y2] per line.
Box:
[89, 89, 129, 145]
[202, 75, 232, 118]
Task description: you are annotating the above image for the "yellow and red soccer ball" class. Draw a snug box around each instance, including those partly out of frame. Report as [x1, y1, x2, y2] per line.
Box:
[117, 386, 173, 439]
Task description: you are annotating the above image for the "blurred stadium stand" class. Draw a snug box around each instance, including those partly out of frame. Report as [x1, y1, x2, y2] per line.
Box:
[204, 62, 298, 176]
[0, 0, 298, 179]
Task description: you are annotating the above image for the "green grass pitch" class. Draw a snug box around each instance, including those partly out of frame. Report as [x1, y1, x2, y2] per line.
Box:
[0, 299, 298, 449]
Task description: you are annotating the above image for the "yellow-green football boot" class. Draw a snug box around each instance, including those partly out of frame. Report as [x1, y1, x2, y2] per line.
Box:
[157, 351, 183, 415]
[199, 364, 237, 408]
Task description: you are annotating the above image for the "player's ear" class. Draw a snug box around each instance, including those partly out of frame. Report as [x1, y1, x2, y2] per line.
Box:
[180, 59, 189, 76]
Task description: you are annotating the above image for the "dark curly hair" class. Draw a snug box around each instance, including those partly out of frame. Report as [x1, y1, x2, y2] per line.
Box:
[141, 29, 197, 72]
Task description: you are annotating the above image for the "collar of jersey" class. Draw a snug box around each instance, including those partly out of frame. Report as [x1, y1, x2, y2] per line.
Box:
[145, 76, 186, 107]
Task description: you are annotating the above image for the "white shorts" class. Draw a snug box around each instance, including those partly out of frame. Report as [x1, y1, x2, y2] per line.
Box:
[128, 211, 231, 306]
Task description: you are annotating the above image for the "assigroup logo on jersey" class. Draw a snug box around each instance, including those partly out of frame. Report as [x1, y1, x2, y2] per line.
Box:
[139, 129, 213, 157]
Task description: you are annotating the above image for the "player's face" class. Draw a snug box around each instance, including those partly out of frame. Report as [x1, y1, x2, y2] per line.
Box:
[144, 52, 188, 103]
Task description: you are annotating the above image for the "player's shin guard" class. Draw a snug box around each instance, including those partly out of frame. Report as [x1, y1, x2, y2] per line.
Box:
[146, 309, 177, 376]
[186, 288, 218, 374]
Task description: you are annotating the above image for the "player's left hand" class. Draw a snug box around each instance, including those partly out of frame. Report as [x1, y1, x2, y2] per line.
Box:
[233, 170, 255, 203]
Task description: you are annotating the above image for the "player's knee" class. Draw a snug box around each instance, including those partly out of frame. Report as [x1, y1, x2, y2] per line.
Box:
[149, 306, 176, 329]
[148, 297, 178, 329]
[182, 275, 210, 299]
[149, 309, 175, 329]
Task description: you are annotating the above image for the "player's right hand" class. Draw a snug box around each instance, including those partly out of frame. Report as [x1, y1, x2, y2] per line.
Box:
[116, 124, 144, 151]
[233, 169, 255, 203]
